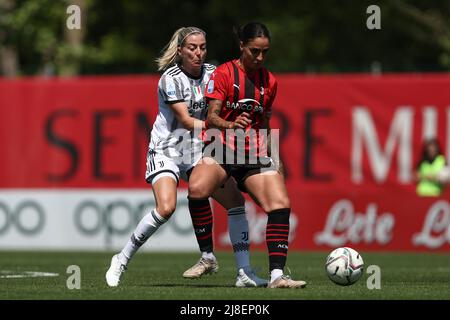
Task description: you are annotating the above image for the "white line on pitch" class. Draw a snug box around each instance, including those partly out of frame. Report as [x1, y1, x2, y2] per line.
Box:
[0, 271, 59, 278]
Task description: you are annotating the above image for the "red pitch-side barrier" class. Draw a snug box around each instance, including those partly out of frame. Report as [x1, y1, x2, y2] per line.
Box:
[1, 73, 450, 251]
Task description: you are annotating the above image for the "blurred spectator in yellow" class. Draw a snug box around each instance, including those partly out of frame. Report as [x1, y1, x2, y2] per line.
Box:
[416, 138, 448, 197]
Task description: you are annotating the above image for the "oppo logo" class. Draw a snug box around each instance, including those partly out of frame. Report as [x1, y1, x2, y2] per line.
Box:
[0, 201, 46, 235]
[73, 199, 192, 236]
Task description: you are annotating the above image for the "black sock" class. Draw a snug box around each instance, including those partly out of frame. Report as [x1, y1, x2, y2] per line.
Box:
[188, 197, 214, 253]
[266, 208, 290, 271]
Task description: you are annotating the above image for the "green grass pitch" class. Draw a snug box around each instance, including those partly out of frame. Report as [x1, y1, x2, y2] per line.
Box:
[1, 250, 450, 300]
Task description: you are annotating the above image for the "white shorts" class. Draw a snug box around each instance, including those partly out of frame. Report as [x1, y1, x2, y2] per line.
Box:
[145, 147, 202, 185]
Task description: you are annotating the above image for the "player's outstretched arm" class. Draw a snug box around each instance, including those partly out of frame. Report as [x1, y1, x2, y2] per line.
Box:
[169, 102, 205, 130]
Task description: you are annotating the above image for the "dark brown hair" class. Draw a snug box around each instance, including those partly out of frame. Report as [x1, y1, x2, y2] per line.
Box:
[417, 138, 443, 167]
[235, 22, 271, 45]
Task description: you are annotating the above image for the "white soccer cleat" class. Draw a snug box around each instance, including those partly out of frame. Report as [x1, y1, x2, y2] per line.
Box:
[105, 254, 127, 287]
[183, 257, 219, 279]
[267, 275, 307, 289]
[235, 267, 268, 287]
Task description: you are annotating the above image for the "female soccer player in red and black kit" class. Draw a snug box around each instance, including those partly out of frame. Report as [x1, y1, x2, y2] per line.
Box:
[188, 22, 307, 288]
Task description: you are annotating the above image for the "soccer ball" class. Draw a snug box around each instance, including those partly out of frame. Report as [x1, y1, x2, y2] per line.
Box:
[325, 247, 364, 286]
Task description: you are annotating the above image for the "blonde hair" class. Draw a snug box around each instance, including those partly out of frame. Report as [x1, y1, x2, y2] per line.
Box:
[156, 27, 206, 71]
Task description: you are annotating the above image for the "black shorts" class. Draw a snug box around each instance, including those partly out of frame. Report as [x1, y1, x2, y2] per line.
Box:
[202, 143, 276, 192]
[221, 162, 275, 193]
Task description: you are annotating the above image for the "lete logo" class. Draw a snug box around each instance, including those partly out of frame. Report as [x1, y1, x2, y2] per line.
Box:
[413, 200, 450, 249]
[315, 199, 395, 246]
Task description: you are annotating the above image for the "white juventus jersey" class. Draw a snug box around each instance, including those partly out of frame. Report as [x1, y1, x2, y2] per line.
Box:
[150, 63, 216, 152]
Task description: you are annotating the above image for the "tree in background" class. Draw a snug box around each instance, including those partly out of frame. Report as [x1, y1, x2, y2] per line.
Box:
[0, 0, 64, 76]
[0, 0, 449, 76]
[391, 0, 450, 69]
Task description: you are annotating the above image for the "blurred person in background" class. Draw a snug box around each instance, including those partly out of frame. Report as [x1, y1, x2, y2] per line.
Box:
[187, 22, 306, 289]
[415, 138, 448, 197]
[106, 26, 267, 288]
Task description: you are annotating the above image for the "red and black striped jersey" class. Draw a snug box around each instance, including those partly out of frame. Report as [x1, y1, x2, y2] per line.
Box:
[204, 59, 277, 158]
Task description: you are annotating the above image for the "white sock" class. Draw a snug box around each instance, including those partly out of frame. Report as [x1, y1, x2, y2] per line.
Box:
[202, 251, 216, 261]
[227, 206, 250, 270]
[270, 269, 283, 283]
[118, 209, 166, 265]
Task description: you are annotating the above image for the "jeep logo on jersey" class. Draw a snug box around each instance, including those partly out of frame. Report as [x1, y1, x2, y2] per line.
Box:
[226, 98, 264, 113]
[188, 100, 207, 114]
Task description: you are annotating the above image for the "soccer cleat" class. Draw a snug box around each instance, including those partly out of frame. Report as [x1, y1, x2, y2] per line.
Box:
[182, 257, 219, 279]
[235, 267, 269, 287]
[267, 275, 307, 289]
[105, 254, 127, 287]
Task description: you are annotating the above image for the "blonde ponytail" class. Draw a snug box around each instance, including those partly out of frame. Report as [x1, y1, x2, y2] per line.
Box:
[156, 27, 206, 71]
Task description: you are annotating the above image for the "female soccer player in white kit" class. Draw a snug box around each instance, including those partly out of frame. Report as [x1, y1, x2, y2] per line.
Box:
[106, 27, 267, 288]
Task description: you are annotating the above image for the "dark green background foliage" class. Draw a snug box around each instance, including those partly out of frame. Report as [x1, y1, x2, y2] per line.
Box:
[1, 0, 449, 76]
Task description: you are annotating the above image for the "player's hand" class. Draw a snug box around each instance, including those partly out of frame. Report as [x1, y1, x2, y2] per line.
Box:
[230, 112, 252, 129]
